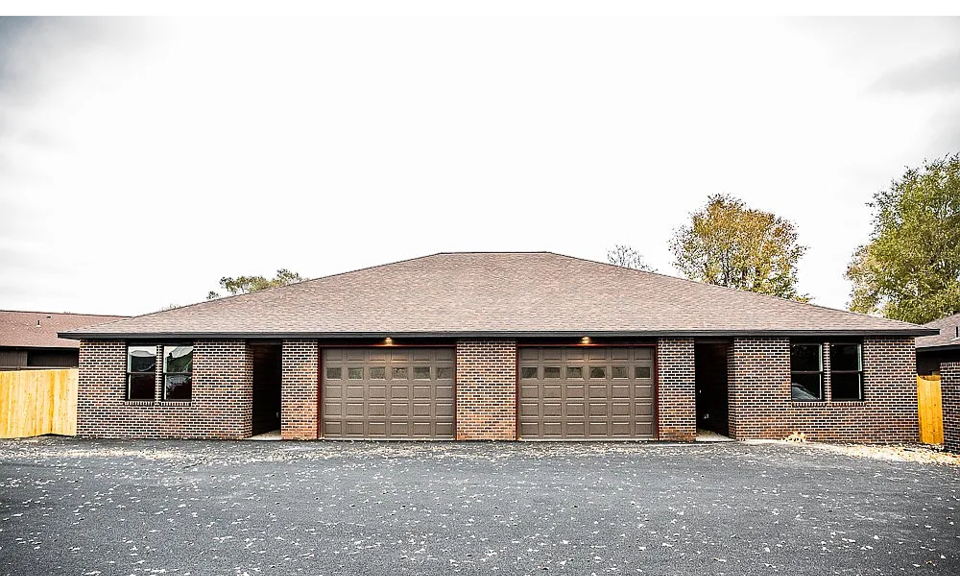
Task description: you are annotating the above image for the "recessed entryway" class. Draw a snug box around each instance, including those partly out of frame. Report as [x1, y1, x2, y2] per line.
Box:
[251, 343, 282, 436]
[695, 341, 730, 439]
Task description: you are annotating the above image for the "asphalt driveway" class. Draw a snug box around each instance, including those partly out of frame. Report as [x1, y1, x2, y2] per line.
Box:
[0, 439, 957, 575]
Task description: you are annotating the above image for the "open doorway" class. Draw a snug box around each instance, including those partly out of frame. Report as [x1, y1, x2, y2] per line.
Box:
[695, 341, 730, 438]
[251, 343, 282, 436]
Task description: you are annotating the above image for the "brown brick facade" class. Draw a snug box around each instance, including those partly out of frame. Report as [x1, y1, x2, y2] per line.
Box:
[727, 336, 917, 442]
[657, 337, 696, 441]
[77, 339, 253, 439]
[455, 340, 517, 440]
[942, 362, 960, 453]
[281, 340, 319, 440]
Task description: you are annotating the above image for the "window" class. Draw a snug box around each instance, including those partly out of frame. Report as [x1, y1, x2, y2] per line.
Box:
[543, 366, 561, 379]
[392, 366, 408, 380]
[348, 367, 364, 380]
[414, 366, 431, 380]
[831, 343, 863, 401]
[369, 367, 386, 380]
[635, 366, 651, 379]
[791, 343, 822, 401]
[127, 345, 157, 400]
[437, 367, 454, 380]
[520, 367, 538, 379]
[566, 366, 583, 379]
[589, 366, 606, 379]
[326, 367, 342, 380]
[611, 366, 628, 379]
[163, 345, 193, 401]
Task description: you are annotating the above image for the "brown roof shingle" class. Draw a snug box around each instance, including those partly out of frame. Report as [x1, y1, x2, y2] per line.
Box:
[60, 252, 934, 339]
[916, 312, 960, 350]
[1, 310, 129, 349]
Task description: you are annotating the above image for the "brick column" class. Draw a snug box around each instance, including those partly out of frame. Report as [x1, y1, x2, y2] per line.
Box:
[943, 362, 960, 453]
[192, 340, 254, 439]
[727, 337, 790, 440]
[77, 340, 125, 437]
[657, 337, 696, 441]
[281, 339, 319, 440]
[456, 340, 517, 440]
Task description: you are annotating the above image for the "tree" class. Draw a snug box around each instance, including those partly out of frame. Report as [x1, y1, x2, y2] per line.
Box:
[846, 154, 960, 324]
[669, 194, 809, 301]
[206, 269, 304, 300]
[607, 244, 654, 272]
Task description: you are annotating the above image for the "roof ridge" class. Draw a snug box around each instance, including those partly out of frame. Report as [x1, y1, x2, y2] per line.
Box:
[0, 310, 128, 317]
[547, 252, 924, 328]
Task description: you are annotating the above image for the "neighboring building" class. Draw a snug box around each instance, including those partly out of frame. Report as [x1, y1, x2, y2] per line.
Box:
[60, 252, 935, 442]
[916, 312, 960, 376]
[0, 310, 128, 371]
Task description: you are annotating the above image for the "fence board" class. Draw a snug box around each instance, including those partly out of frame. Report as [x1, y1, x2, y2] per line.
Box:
[0, 369, 78, 438]
[917, 375, 943, 445]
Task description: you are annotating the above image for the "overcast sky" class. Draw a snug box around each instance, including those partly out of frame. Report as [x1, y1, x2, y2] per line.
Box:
[1, 15, 958, 316]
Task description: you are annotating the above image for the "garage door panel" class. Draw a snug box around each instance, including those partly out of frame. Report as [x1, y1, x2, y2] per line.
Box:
[322, 348, 455, 439]
[518, 347, 656, 440]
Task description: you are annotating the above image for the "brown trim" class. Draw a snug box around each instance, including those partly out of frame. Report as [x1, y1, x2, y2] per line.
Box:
[453, 345, 459, 440]
[514, 345, 520, 440]
[652, 343, 660, 441]
[516, 343, 657, 348]
[316, 341, 323, 439]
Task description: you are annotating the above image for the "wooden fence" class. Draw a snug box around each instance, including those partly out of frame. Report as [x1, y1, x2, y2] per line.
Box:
[917, 375, 943, 445]
[0, 369, 78, 438]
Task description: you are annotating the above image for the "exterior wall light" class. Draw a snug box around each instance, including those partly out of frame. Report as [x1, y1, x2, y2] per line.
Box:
[581, 336, 591, 345]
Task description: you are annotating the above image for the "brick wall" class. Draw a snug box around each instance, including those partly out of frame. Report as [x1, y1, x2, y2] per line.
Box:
[456, 340, 517, 440]
[657, 337, 696, 441]
[281, 339, 319, 440]
[726, 336, 917, 442]
[77, 340, 253, 439]
[943, 362, 960, 453]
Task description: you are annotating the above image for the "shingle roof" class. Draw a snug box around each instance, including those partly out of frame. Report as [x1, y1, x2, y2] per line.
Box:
[60, 252, 934, 339]
[916, 312, 960, 350]
[1, 310, 129, 348]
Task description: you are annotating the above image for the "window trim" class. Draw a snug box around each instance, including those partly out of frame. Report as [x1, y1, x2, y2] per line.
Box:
[830, 342, 864, 402]
[790, 342, 823, 402]
[126, 344, 158, 401]
[161, 344, 194, 402]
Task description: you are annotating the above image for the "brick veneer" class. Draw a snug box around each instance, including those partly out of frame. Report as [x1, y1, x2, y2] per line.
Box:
[942, 362, 960, 453]
[657, 337, 696, 441]
[727, 336, 917, 442]
[77, 340, 253, 439]
[456, 339, 517, 440]
[281, 340, 319, 440]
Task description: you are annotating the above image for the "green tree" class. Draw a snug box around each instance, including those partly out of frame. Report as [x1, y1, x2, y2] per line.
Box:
[607, 244, 654, 272]
[846, 153, 960, 324]
[669, 194, 809, 301]
[207, 269, 304, 300]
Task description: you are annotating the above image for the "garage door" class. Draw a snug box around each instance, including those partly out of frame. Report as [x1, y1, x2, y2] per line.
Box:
[518, 347, 655, 439]
[321, 348, 455, 439]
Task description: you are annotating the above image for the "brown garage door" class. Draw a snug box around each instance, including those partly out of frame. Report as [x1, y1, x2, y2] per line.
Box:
[321, 348, 455, 439]
[518, 347, 655, 439]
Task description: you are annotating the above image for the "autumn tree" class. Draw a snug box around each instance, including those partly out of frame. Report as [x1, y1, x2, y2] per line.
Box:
[607, 244, 654, 272]
[207, 269, 304, 300]
[846, 153, 960, 324]
[669, 194, 808, 301]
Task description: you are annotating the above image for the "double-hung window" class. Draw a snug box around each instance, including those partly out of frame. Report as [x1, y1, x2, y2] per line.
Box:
[163, 345, 194, 401]
[127, 345, 157, 400]
[830, 343, 863, 401]
[790, 343, 823, 401]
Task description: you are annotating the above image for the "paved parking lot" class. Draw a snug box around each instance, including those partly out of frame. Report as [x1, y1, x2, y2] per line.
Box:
[0, 438, 958, 575]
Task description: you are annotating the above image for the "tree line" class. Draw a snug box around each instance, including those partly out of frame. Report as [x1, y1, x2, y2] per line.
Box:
[609, 153, 960, 324]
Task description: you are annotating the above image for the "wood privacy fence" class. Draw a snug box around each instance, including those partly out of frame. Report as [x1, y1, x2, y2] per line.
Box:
[917, 375, 943, 445]
[0, 369, 78, 438]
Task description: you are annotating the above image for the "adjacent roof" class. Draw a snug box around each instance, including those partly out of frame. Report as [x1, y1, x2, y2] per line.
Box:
[1, 310, 129, 349]
[916, 312, 960, 351]
[60, 252, 935, 340]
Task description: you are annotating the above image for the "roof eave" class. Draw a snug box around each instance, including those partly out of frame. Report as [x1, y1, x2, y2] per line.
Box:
[60, 328, 940, 341]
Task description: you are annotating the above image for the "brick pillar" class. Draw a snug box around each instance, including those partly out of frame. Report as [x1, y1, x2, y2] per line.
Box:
[281, 339, 319, 440]
[943, 362, 960, 453]
[77, 340, 125, 437]
[193, 340, 254, 439]
[727, 337, 790, 440]
[456, 340, 517, 440]
[657, 337, 695, 441]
